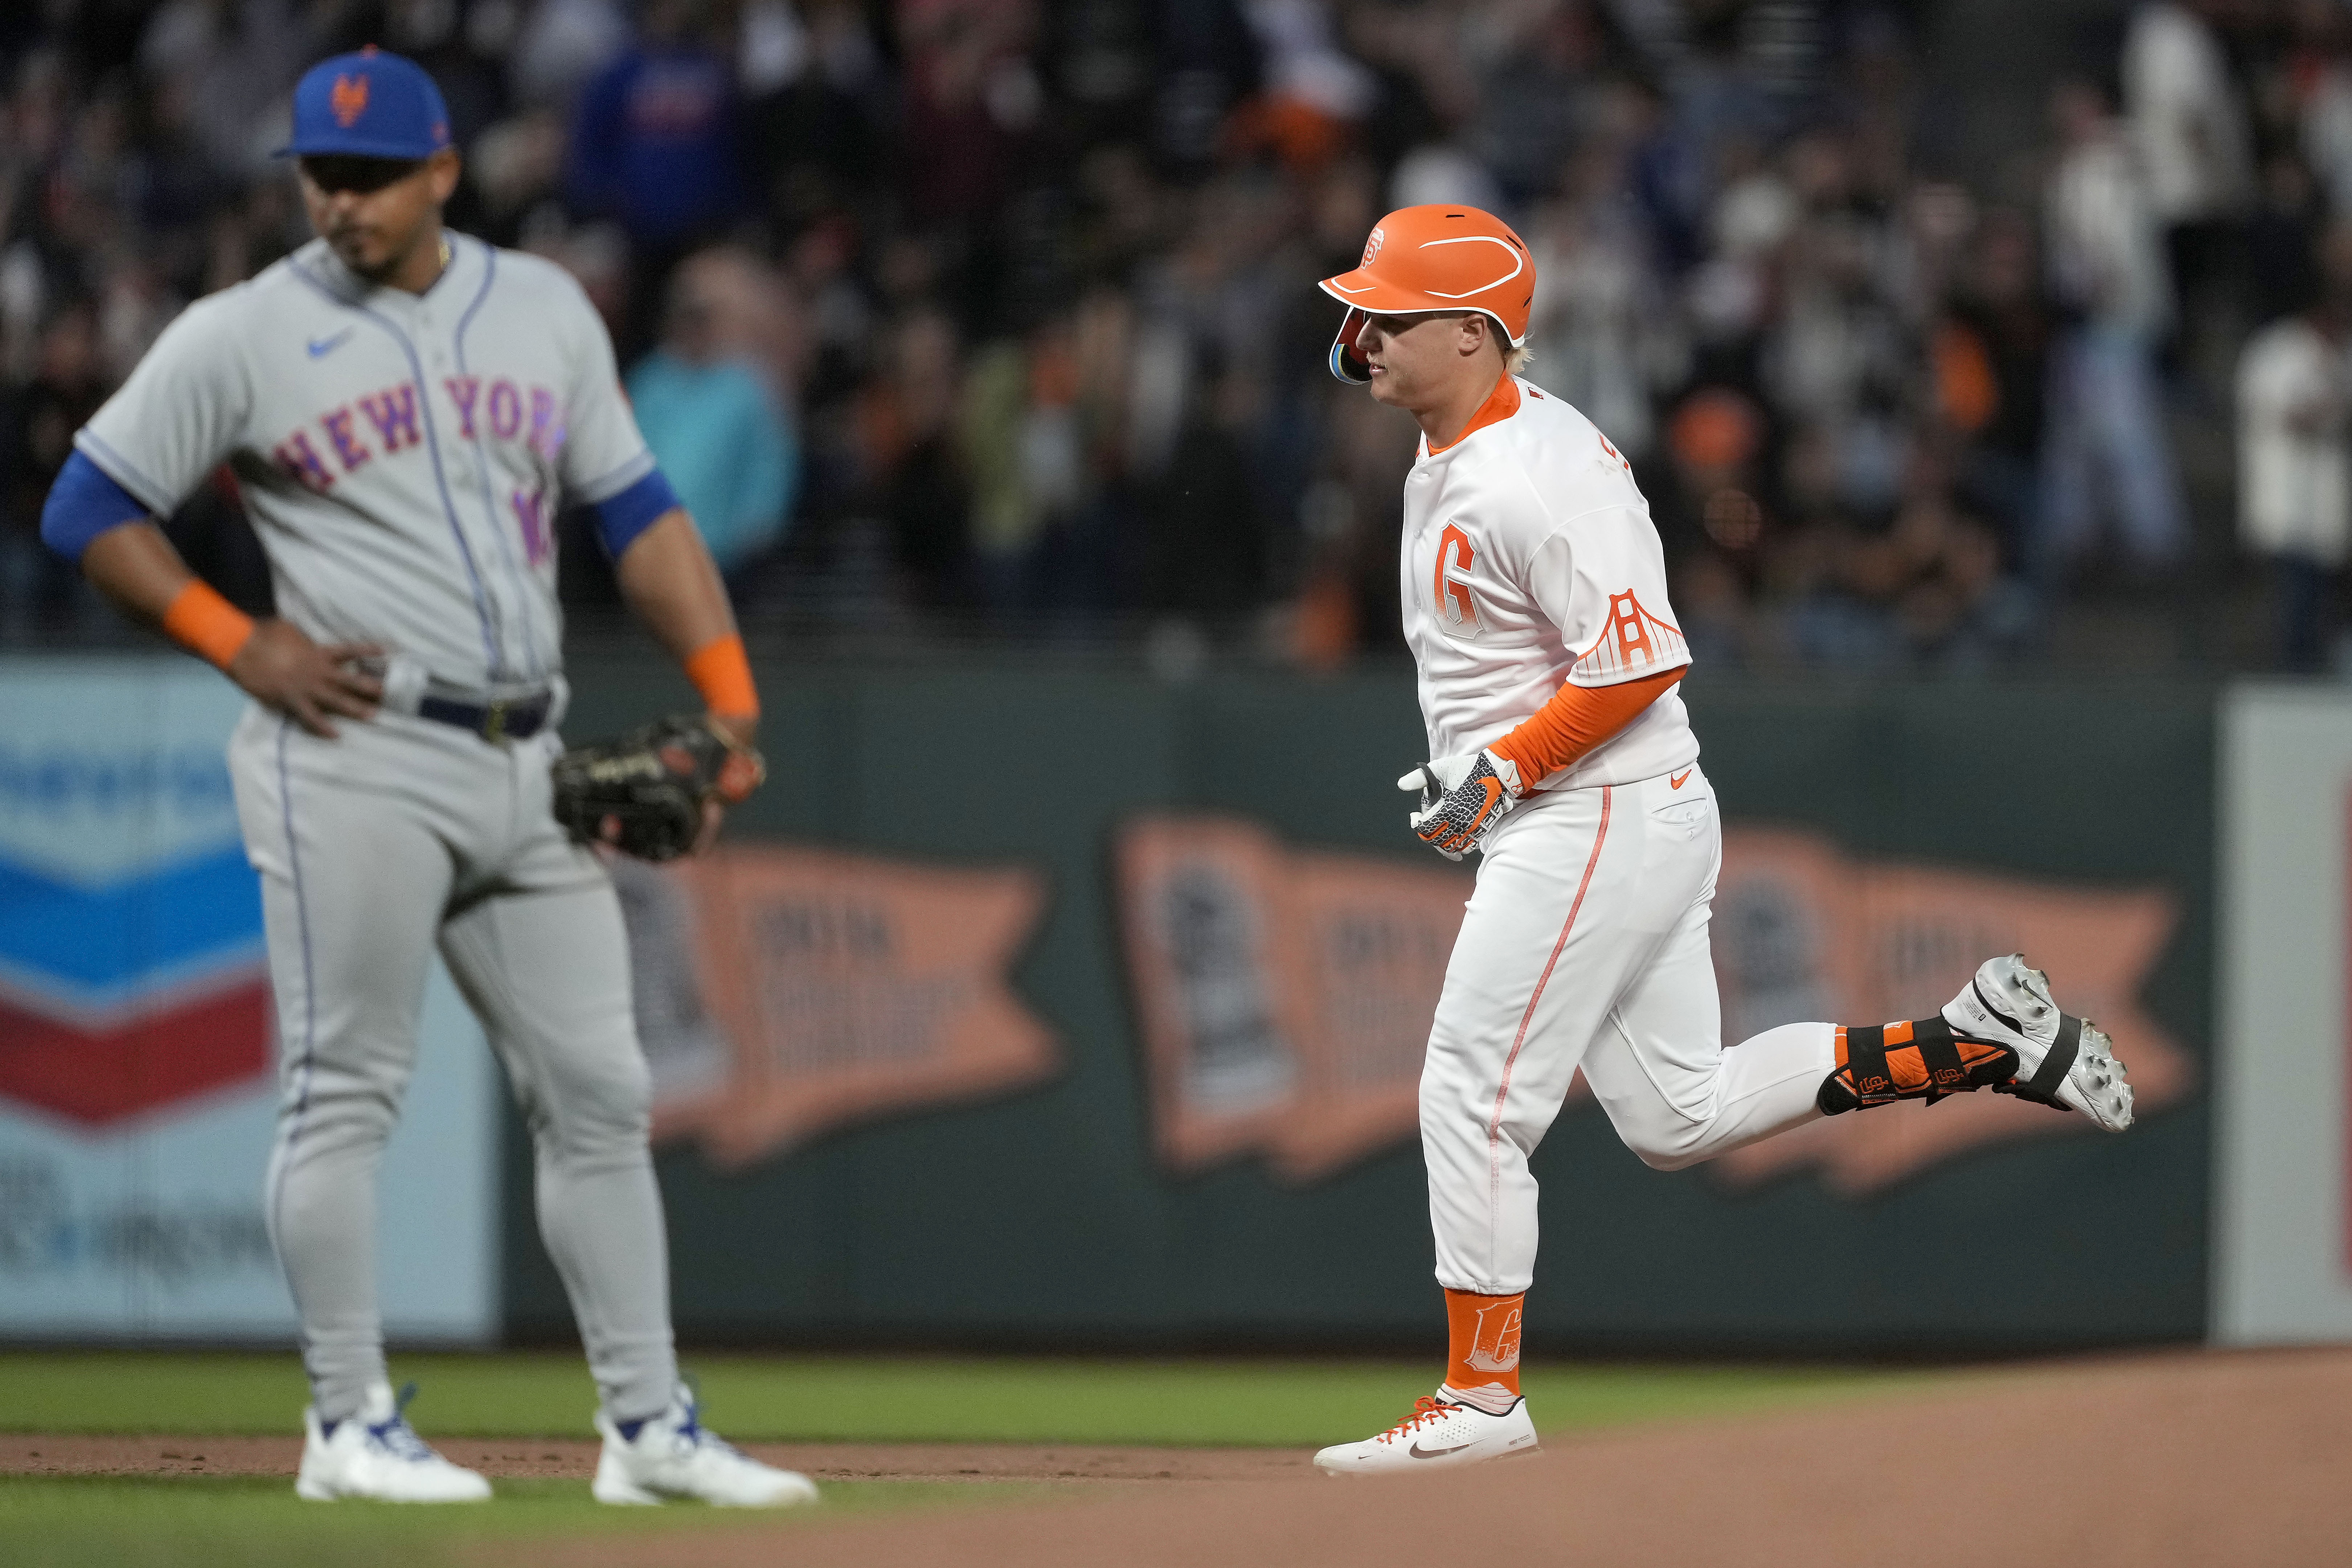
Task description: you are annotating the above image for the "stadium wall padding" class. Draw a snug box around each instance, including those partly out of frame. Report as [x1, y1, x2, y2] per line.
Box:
[502, 657, 2214, 1354]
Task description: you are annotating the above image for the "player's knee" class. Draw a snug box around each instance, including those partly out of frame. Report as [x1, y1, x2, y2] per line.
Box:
[1622, 1125, 1709, 1173]
[536, 1038, 652, 1148]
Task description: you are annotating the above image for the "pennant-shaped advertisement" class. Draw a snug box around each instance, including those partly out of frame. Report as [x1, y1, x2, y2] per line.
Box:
[1116, 816, 1471, 1181]
[1115, 815, 2193, 1192]
[1706, 829, 2194, 1195]
[612, 846, 1058, 1168]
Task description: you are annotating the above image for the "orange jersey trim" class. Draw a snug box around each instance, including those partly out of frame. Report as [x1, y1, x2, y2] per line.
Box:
[684, 632, 760, 719]
[1488, 666, 1681, 785]
[160, 580, 255, 671]
[1426, 373, 1522, 457]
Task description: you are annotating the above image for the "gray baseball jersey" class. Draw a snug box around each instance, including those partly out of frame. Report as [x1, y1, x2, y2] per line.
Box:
[76, 233, 685, 1429]
[77, 233, 653, 687]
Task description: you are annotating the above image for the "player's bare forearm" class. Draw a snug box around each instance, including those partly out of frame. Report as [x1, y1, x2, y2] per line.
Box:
[81, 521, 382, 737]
[614, 507, 755, 742]
[81, 519, 194, 624]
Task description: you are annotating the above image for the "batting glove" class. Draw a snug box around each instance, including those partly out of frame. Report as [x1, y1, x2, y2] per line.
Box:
[1399, 750, 1524, 860]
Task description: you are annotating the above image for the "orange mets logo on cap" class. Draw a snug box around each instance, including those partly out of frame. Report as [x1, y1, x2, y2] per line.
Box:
[330, 73, 370, 128]
[1362, 227, 1385, 266]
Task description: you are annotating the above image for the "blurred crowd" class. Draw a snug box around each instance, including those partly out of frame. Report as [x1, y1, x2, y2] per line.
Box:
[1, 0, 2348, 672]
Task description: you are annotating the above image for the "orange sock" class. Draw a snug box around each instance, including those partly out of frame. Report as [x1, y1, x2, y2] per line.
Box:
[1442, 1288, 1525, 1412]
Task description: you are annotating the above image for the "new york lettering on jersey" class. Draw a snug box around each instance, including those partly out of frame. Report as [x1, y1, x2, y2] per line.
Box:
[75, 234, 652, 688]
[270, 373, 564, 565]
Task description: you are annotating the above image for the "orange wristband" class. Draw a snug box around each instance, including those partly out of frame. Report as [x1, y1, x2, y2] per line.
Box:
[684, 632, 759, 718]
[161, 580, 255, 670]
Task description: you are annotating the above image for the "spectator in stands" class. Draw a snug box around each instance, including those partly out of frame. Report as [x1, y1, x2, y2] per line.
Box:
[2122, 0, 2253, 365]
[0, 296, 107, 636]
[2236, 223, 2352, 673]
[626, 251, 798, 581]
[1945, 208, 2054, 576]
[1524, 136, 1685, 465]
[567, 0, 747, 351]
[2040, 78, 2189, 586]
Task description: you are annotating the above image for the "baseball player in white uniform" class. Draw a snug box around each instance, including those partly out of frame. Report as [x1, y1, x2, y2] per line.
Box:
[41, 50, 811, 1507]
[1305, 206, 2139, 1477]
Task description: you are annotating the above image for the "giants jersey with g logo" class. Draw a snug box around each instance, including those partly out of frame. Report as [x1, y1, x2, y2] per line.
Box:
[1399, 376, 1698, 790]
[74, 234, 654, 688]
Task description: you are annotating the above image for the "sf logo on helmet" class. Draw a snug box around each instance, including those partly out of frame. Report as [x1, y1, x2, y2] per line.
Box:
[331, 73, 370, 127]
[1362, 228, 1385, 266]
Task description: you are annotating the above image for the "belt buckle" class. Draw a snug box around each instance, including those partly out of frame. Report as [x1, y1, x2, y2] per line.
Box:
[483, 699, 509, 744]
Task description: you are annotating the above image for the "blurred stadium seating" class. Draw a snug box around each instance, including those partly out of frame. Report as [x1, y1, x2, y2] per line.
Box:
[0, 0, 2339, 673]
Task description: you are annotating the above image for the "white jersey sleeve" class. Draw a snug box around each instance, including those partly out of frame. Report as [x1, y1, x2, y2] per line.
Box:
[1525, 506, 1692, 689]
[74, 290, 254, 515]
[544, 268, 655, 506]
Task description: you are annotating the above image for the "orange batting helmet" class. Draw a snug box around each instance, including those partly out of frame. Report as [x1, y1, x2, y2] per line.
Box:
[1319, 205, 1535, 384]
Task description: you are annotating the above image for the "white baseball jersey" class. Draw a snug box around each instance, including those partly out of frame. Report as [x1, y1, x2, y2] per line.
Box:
[1402, 379, 1837, 1306]
[75, 234, 656, 688]
[1399, 376, 1697, 789]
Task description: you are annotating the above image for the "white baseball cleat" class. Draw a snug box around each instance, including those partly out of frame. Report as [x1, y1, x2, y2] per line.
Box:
[593, 1383, 819, 1507]
[295, 1380, 492, 1503]
[1313, 1394, 1541, 1476]
[1943, 953, 2134, 1132]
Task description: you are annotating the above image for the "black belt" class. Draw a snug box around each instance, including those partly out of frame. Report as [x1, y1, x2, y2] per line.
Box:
[417, 689, 553, 742]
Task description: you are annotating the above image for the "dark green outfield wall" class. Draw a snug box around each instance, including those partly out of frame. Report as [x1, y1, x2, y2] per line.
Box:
[505, 656, 2213, 1354]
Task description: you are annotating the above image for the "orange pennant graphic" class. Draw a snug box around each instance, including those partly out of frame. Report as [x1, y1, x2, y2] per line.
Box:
[1117, 816, 1472, 1180]
[611, 846, 1058, 1169]
[1116, 816, 2191, 1193]
[1708, 829, 2195, 1196]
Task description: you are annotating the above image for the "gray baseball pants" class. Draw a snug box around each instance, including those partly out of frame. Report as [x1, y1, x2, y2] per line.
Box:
[227, 704, 676, 1425]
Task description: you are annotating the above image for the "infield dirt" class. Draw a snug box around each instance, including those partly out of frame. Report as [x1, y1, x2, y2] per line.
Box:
[9, 1347, 2347, 1566]
[499, 1345, 2352, 1568]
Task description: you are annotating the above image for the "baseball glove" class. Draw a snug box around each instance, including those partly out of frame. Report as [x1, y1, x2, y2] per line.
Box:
[550, 714, 766, 862]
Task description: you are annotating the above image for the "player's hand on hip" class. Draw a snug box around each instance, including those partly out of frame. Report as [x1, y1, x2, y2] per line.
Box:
[1398, 750, 1524, 860]
[227, 620, 384, 738]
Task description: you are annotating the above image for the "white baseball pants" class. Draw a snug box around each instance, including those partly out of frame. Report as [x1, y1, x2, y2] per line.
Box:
[228, 705, 676, 1425]
[1422, 766, 1835, 1295]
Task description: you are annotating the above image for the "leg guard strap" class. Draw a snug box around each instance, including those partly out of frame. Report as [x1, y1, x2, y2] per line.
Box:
[1994, 1012, 2082, 1109]
[1817, 1017, 2020, 1115]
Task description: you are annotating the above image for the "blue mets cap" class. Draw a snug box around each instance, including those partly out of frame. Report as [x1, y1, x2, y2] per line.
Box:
[278, 47, 452, 161]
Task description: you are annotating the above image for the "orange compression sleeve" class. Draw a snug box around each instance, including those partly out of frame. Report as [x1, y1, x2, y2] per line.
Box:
[1487, 666, 1685, 786]
[160, 580, 255, 670]
[684, 632, 759, 719]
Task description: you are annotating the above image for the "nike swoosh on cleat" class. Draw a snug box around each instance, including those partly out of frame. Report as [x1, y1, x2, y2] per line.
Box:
[307, 329, 354, 359]
[1409, 1440, 1479, 1459]
[1971, 978, 2024, 1040]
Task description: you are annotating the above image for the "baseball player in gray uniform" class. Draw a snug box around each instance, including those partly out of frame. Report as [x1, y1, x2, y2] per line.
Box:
[40, 49, 809, 1507]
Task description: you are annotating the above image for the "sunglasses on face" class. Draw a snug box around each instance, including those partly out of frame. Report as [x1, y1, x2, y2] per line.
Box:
[299, 155, 426, 195]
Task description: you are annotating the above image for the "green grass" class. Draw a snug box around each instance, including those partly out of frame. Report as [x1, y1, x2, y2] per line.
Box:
[0, 1352, 1944, 1568]
[0, 1474, 1025, 1568]
[0, 1350, 1924, 1447]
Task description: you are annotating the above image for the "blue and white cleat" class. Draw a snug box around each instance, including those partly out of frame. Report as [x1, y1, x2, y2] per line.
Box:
[295, 1380, 491, 1502]
[1943, 953, 2134, 1132]
[593, 1382, 818, 1507]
